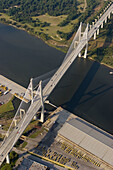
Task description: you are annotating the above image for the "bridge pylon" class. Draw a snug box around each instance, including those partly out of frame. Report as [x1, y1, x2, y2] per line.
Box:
[33, 80, 45, 122]
[6, 154, 10, 164]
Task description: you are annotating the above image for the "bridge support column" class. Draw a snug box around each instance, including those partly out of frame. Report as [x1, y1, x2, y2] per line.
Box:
[14, 119, 17, 126]
[97, 29, 99, 35]
[37, 81, 44, 123]
[20, 109, 25, 119]
[92, 22, 95, 26]
[30, 78, 34, 102]
[83, 43, 88, 59]
[95, 19, 97, 23]
[83, 23, 88, 59]
[78, 52, 81, 57]
[105, 17, 107, 24]
[33, 115, 37, 120]
[6, 154, 10, 164]
[101, 22, 103, 29]
[94, 32, 96, 40]
[90, 25, 92, 30]
[97, 16, 100, 20]
[108, 13, 110, 19]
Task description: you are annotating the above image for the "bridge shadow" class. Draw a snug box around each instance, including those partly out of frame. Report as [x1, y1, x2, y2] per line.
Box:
[30, 109, 70, 151]
[63, 16, 113, 113]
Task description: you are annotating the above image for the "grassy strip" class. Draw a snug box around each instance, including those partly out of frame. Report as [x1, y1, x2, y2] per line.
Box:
[0, 96, 14, 114]
[29, 127, 44, 138]
[21, 141, 27, 149]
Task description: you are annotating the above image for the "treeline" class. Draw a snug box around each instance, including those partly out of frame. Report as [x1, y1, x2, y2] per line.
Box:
[58, 10, 80, 27]
[57, 0, 111, 40]
[0, 0, 78, 20]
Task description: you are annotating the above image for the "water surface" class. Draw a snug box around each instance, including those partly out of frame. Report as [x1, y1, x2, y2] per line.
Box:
[0, 23, 113, 135]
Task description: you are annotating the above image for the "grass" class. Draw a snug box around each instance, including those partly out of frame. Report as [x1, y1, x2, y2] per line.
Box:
[29, 127, 44, 138]
[33, 14, 75, 41]
[23, 119, 41, 136]
[21, 141, 27, 149]
[0, 96, 14, 114]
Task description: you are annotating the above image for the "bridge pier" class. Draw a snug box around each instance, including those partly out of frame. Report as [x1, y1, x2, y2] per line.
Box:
[20, 109, 25, 119]
[78, 52, 81, 57]
[101, 22, 103, 29]
[83, 43, 88, 58]
[36, 80, 45, 123]
[14, 119, 17, 126]
[39, 81, 44, 123]
[94, 32, 96, 40]
[6, 154, 10, 164]
[90, 25, 92, 30]
[105, 17, 107, 24]
[95, 19, 97, 23]
[92, 22, 95, 26]
[33, 115, 37, 120]
[97, 29, 99, 35]
[108, 13, 110, 19]
[30, 78, 34, 102]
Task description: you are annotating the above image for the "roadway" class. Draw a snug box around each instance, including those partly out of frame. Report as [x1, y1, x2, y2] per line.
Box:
[0, 75, 31, 102]
[0, 3, 113, 165]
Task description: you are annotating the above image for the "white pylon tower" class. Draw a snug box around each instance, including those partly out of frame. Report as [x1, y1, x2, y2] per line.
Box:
[83, 23, 89, 58]
[33, 80, 44, 122]
[38, 80, 44, 123]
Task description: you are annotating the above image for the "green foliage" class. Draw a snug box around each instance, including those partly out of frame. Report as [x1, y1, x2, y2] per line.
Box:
[1, 164, 12, 170]
[21, 141, 27, 148]
[0, 97, 14, 114]
[0, 151, 19, 169]
[38, 32, 51, 41]
[0, 0, 78, 16]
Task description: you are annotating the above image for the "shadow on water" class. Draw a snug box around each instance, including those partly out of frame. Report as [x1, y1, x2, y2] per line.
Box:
[60, 17, 113, 134]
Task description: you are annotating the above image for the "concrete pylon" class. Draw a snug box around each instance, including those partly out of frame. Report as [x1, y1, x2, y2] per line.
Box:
[6, 154, 10, 164]
[78, 52, 81, 57]
[105, 17, 107, 23]
[108, 13, 110, 19]
[38, 81, 44, 123]
[77, 22, 82, 57]
[14, 119, 17, 126]
[30, 78, 34, 102]
[101, 22, 103, 29]
[20, 109, 25, 119]
[94, 32, 96, 40]
[84, 43, 88, 58]
[33, 115, 37, 120]
[95, 19, 97, 23]
[92, 22, 95, 26]
[83, 24, 89, 58]
[90, 25, 92, 30]
[97, 29, 99, 35]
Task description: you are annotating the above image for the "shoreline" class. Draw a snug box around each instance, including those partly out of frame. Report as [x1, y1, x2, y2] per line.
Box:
[88, 57, 113, 70]
[0, 21, 113, 70]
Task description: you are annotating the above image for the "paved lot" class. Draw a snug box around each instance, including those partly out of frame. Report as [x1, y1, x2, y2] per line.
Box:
[0, 87, 13, 104]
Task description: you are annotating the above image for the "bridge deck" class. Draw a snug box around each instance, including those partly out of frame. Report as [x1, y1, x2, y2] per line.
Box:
[0, 3, 113, 166]
[0, 75, 30, 102]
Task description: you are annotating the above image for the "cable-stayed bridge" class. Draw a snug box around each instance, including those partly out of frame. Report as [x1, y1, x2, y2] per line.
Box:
[0, 2, 113, 165]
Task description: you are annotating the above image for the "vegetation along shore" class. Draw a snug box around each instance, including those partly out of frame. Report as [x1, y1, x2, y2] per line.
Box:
[0, 0, 113, 68]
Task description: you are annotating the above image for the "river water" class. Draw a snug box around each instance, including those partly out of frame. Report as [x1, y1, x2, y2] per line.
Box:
[0, 23, 113, 135]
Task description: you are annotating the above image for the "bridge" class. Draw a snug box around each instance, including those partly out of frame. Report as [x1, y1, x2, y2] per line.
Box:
[0, 2, 113, 166]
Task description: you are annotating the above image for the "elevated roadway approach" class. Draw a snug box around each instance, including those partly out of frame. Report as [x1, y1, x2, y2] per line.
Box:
[0, 75, 31, 103]
[0, 2, 113, 166]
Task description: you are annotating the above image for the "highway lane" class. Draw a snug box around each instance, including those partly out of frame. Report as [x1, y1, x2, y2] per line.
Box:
[0, 3, 113, 165]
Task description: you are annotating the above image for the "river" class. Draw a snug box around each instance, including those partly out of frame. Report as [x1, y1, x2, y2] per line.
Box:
[0, 23, 113, 135]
